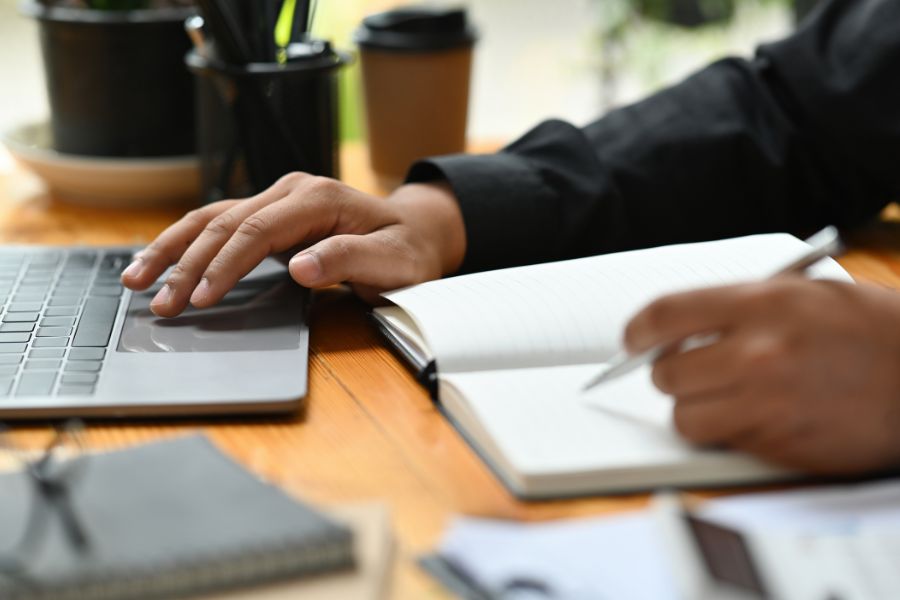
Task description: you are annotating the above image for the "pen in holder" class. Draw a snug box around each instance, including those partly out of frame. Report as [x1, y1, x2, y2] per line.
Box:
[186, 41, 348, 204]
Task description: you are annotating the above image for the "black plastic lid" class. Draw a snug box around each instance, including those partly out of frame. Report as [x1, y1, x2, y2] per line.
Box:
[354, 6, 477, 52]
[20, 0, 195, 24]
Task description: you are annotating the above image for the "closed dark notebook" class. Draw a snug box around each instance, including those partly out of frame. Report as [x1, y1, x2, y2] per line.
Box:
[0, 435, 354, 600]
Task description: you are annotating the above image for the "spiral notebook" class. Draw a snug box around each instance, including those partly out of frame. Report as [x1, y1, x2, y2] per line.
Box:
[0, 435, 353, 600]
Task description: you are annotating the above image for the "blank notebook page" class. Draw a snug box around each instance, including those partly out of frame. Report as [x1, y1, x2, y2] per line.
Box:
[439, 364, 785, 493]
[384, 234, 852, 374]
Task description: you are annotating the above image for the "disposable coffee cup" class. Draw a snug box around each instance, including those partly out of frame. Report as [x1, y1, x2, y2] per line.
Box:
[355, 6, 477, 190]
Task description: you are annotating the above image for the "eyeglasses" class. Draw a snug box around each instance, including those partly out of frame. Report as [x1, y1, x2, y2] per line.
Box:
[0, 420, 92, 579]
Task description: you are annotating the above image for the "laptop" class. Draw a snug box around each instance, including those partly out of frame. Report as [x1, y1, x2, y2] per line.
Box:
[0, 245, 309, 419]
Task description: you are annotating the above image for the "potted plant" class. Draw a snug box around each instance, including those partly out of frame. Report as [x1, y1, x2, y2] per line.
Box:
[595, 0, 814, 108]
[635, 0, 735, 28]
[636, 0, 818, 28]
[21, 0, 197, 157]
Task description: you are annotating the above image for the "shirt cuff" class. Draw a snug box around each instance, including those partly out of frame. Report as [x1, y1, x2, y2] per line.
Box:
[406, 152, 557, 274]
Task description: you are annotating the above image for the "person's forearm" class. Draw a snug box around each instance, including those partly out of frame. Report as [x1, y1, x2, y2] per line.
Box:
[410, 0, 900, 274]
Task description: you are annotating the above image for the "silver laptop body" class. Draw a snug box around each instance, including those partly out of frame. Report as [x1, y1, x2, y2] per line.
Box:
[0, 246, 309, 419]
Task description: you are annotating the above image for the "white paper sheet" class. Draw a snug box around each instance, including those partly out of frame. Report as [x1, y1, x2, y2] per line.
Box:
[438, 512, 677, 600]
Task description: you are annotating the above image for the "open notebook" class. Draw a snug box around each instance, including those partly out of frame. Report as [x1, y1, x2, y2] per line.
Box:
[372, 234, 854, 499]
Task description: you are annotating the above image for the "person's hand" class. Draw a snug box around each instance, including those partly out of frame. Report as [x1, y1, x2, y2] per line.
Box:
[624, 278, 900, 475]
[120, 174, 467, 315]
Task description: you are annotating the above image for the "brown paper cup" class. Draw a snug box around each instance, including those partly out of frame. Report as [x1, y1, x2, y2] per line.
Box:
[355, 7, 477, 189]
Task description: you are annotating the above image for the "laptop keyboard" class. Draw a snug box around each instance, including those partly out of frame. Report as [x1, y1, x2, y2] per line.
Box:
[0, 248, 131, 397]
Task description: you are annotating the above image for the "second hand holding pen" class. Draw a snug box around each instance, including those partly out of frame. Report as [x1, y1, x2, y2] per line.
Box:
[581, 226, 845, 393]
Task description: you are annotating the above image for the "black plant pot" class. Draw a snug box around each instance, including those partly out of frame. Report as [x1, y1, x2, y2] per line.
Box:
[21, 2, 196, 157]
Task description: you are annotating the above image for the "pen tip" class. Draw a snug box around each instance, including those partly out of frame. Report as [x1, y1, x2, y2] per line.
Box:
[581, 377, 601, 393]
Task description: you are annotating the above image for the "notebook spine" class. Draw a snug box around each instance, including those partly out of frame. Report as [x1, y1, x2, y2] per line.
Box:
[5, 535, 354, 600]
[368, 312, 439, 400]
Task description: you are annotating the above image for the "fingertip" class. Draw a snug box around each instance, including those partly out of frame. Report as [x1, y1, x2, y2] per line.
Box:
[189, 278, 211, 307]
[122, 273, 158, 292]
[289, 252, 323, 285]
[120, 256, 165, 291]
[622, 317, 650, 354]
[120, 257, 147, 288]
[150, 303, 184, 318]
[121, 258, 143, 279]
[148, 284, 187, 318]
[149, 283, 171, 314]
[624, 294, 686, 353]
[149, 305, 168, 318]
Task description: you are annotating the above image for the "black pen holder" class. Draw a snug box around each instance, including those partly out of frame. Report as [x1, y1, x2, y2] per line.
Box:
[186, 43, 348, 204]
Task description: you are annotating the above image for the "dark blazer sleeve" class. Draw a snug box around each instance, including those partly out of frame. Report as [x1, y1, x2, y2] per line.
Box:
[407, 0, 900, 274]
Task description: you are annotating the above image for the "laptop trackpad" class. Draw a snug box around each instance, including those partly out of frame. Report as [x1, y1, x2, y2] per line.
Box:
[117, 260, 307, 353]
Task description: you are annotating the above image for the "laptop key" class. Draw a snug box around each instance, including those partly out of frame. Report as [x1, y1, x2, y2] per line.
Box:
[0, 323, 35, 333]
[0, 378, 13, 396]
[27, 261, 58, 270]
[68, 348, 105, 361]
[73, 297, 119, 347]
[30, 348, 65, 359]
[50, 286, 83, 296]
[101, 253, 131, 270]
[44, 307, 78, 317]
[65, 252, 97, 269]
[0, 343, 26, 353]
[15, 372, 57, 396]
[25, 359, 63, 370]
[0, 365, 17, 376]
[22, 275, 53, 284]
[37, 327, 72, 338]
[0, 354, 23, 364]
[95, 271, 123, 280]
[90, 285, 123, 297]
[40, 316, 76, 327]
[8, 302, 43, 312]
[48, 296, 83, 307]
[32, 338, 69, 348]
[0, 333, 31, 343]
[2, 312, 39, 323]
[16, 291, 50, 300]
[29, 252, 61, 265]
[64, 360, 102, 372]
[62, 372, 98, 384]
[58, 384, 94, 396]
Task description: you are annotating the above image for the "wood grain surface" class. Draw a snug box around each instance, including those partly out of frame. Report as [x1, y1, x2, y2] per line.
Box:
[1, 142, 898, 598]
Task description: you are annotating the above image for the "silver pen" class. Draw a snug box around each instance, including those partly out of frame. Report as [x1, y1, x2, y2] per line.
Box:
[581, 227, 845, 393]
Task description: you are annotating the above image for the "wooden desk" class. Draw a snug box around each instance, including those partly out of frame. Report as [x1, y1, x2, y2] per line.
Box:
[1, 143, 900, 598]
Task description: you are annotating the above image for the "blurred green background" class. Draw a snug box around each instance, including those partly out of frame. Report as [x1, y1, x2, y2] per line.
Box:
[0, 0, 816, 145]
[315, 0, 810, 143]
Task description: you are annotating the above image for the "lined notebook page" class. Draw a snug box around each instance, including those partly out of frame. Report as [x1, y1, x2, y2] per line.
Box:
[384, 234, 852, 374]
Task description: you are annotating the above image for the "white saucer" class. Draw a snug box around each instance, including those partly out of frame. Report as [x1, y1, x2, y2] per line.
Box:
[1, 120, 201, 208]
